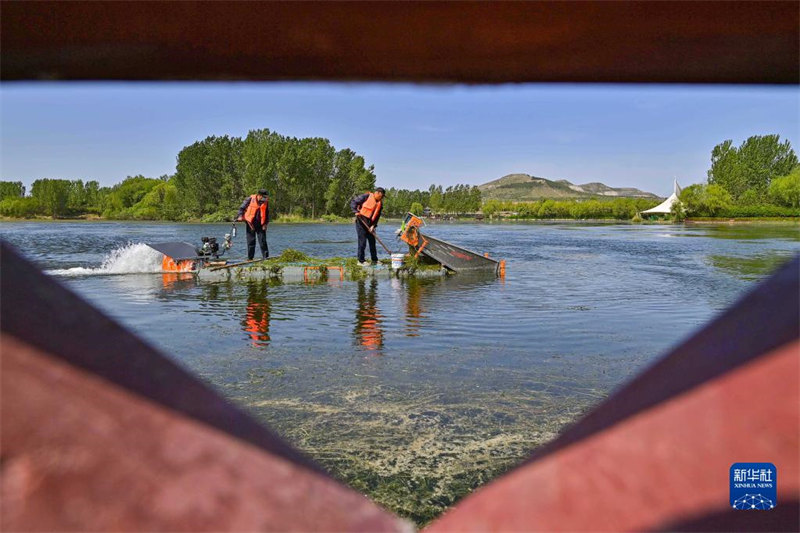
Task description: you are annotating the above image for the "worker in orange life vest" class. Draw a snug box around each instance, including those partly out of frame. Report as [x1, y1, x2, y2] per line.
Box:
[236, 189, 269, 260]
[350, 187, 385, 265]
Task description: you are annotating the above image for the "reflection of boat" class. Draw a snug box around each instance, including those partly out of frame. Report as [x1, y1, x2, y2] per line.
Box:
[399, 213, 505, 275]
[354, 279, 383, 353]
[242, 280, 271, 346]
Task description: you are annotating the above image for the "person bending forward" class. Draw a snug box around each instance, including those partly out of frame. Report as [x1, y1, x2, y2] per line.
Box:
[350, 188, 385, 265]
[237, 189, 270, 260]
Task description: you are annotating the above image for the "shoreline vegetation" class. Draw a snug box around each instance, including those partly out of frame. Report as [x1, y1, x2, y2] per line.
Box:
[1, 213, 797, 224]
[2, 131, 798, 223]
[0, 133, 800, 223]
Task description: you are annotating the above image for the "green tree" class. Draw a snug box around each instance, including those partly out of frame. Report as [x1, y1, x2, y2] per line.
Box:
[83, 181, 102, 214]
[174, 136, 243, 217]
[708, 135, 797, 202]
[130, 181, 181, 220]
[242, 129, 283, 209]
[0, 197, 39, 218]
[768, 166, 800, 208]
[0, 181, 25, 200]
[30, 178, 72, 218]
[680, 184, 732, 217]
[410, 201, 424, 215]
[670, 199, 686, 222]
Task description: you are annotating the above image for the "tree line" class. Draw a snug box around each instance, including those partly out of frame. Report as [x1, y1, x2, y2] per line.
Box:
[0, 128, 483, 220]
[674, 134, 799, 219]
[482, 197, 658, 220]
[3, 131, 797, 221]
[381, 185, 482, 217]
[480, 134, 799, 221]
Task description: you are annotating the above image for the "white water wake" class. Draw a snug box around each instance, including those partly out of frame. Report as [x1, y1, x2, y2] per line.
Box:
[48, 242, 164, 276]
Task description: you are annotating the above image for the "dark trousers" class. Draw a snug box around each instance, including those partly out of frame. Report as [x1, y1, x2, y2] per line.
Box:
[246, 224, 269, 260]
[355, 219, 377, 262]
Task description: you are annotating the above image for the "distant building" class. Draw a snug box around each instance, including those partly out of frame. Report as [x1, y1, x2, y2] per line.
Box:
[642, 180, 681, 215]
[422, 206, 431, 217]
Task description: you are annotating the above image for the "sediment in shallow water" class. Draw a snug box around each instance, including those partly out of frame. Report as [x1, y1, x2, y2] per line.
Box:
[220, 367, 602, 526]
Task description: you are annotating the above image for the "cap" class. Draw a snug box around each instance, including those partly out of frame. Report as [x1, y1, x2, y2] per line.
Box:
[258, 189, 268, 196]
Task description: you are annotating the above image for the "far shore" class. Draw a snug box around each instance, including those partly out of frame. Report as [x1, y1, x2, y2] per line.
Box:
[2, 215, 798, 225]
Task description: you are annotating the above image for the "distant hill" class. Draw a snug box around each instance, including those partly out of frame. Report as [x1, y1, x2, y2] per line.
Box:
[479, 173, 660, 201]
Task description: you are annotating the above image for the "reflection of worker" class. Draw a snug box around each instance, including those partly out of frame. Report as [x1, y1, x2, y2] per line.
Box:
[236, 189, 269, 260]
[350, 188, 385, 265]
[242, 280, 271, 346]
[404, 278, 425, 337]
[354, 279, 383, 353]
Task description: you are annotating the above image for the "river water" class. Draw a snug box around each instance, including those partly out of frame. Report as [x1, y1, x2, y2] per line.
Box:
[2, 220, 798, 523]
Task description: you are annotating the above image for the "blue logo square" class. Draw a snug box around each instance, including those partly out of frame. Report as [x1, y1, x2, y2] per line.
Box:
[730, 463, 777, 510]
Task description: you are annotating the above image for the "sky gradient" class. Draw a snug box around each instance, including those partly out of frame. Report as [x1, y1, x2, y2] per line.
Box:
[1, 82, 797, 196]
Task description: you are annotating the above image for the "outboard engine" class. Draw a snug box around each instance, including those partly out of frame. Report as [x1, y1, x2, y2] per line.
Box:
[198, 236, 220, 257]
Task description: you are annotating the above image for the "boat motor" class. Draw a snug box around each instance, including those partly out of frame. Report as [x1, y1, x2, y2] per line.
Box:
[198, 236, 220, 257]
[198, 229, 235, 259]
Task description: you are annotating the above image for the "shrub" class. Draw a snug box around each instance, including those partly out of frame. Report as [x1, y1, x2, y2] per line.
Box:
[321, 213, 346, 223]
[768, 166, 800, 208]
[0, 197, 40, 218]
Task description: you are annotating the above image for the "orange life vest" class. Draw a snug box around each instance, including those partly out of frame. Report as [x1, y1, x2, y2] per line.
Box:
[244, 195, 268, 226]
[358, 192, 382, 222]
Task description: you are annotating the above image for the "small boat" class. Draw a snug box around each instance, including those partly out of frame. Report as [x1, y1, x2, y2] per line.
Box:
[147, 225, 237, 272]
[398, 213, 505, 275]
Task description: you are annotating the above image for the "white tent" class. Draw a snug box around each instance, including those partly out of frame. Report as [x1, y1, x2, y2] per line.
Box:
[642, 180, 681, 215]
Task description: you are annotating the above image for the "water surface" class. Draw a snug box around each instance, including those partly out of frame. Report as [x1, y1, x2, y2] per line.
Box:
[2, 220, 797, 523]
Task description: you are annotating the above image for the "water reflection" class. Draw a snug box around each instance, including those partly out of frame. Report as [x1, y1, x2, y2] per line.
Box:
[708, 252, 796, 281]
[354, 279, 384, 354]
[242, 280, 271, 346]
[403, 278, 426, 337]
[160, 272, 195, 291]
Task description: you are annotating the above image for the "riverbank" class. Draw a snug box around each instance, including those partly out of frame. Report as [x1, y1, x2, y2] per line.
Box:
[2, 214, 798, 224]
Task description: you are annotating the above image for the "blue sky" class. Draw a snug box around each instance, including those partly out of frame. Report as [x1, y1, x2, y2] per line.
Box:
[1, 83, 797, 196]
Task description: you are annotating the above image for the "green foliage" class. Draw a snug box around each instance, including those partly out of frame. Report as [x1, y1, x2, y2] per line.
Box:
[276, 248, 311, 262]
[410, 202, 424, 215]
[30, 178, 72, 218]
[716, 204, 800, 218]
[670, 200, 686, 222]
[200, 211, 234, 223]
[382, 184, 481, 216]
[479, 197, 658, 220]
[100, 175, 163, 219]
[0, 196, 39, 218]
[679, 184, 732, 217]
[173, 129, 375, 220]
[708, 135, 798, 202]
[0, 181, 25, 200]
[768, 166, 800, 208]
